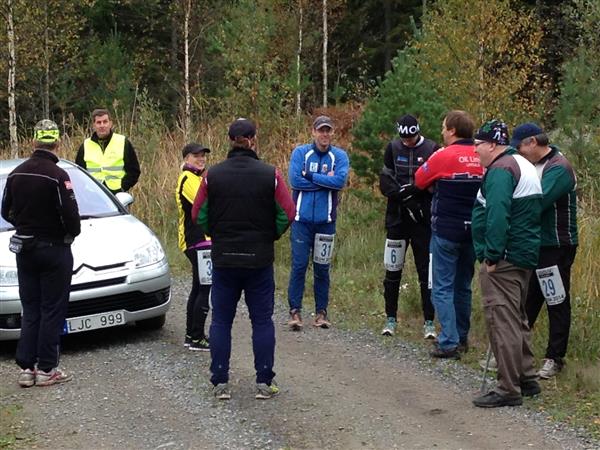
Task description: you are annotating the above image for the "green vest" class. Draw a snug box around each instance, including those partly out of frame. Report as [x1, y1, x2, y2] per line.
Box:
[83, 133, 126, 191]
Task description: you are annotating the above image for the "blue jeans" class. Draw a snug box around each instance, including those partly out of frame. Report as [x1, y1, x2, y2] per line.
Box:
[287, 221, 336, 313]
[209, 265, 275, 385]
[430, 234, 475, 350]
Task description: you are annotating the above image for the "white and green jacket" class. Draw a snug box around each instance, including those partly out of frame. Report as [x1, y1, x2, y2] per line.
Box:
[472, 148, 543, 269]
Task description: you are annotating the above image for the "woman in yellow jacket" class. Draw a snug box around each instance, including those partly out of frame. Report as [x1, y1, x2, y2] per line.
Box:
[175, 143, 212, 351]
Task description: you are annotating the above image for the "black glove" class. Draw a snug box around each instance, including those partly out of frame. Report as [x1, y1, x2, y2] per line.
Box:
[403, 197, 425, 223]
[398, 184, 419, 203]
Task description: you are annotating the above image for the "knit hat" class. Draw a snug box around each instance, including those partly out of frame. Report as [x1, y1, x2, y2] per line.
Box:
[474, 120, 509, 145]
[395, 114, 420, 138]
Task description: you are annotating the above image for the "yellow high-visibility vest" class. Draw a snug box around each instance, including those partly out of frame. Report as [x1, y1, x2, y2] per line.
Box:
[83, 133, 126, 191]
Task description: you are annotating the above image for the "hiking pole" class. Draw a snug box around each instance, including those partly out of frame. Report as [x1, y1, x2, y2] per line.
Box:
[480, 344, 492, 394]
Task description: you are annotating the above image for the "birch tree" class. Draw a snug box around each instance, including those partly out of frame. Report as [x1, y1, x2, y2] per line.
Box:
[6, 0, 18, 156]
[183, 0, 192, 140]
[322, 0, 328, 107]
[296, 0, 303, 116]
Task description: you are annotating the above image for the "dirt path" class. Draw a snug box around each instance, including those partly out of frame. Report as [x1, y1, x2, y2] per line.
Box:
[0, 279, 595, 449]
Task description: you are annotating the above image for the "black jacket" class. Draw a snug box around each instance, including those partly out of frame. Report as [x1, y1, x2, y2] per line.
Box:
[75, 130, 141, 192]
[379, 136, 439, 229]
[1, 150, 80, 243]
[205, 147, 280, 269]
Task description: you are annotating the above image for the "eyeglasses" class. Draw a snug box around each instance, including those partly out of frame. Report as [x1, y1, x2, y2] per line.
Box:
[474, 141, 489, 147]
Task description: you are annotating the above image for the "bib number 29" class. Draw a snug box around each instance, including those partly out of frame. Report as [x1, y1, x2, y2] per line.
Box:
[313, 233, 335, 264]
[535, 265, 565, 305]
[197, 249, 213, 285]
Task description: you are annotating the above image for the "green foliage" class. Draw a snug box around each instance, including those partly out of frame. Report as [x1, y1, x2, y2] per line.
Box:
[351, 47, 447, 180]
[554, 0, 600, 197]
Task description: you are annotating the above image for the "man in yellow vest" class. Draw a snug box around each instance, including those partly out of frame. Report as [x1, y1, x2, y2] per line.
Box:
[75, 109, 141, 194]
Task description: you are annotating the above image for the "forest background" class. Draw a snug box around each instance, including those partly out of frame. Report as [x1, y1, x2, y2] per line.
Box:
[1, 0, 599, 439]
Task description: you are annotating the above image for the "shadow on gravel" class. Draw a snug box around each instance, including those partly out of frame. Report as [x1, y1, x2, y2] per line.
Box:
[0, 325, 166, 360]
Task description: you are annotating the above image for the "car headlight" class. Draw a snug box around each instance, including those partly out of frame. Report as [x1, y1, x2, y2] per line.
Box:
[133, 237, 166, 268]
[0, 266, 19, 287]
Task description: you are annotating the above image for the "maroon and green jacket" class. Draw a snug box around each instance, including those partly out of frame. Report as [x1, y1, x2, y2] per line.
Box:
[191, 146, 295, 269]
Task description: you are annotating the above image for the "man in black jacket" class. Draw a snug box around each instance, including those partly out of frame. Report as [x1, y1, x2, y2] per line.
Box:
[1, 120, 81, 387]
[379, 114, 440, 339]
[191, 118, 295, 400]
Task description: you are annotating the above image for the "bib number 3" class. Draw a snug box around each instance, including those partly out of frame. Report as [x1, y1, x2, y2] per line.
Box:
[384, 239, 406, 271]
[313, 233, 335, 264]
[197, 249, 213, 285]
[535, 265, 566, 305]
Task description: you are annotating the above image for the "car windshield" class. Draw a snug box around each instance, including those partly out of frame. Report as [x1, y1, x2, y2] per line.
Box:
[0, 165, 122, 231]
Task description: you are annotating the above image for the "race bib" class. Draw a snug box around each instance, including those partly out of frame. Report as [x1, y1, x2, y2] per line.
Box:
[536, 265, 566, 305]
[197, 249, 213, 285]
[313, 233, 335, 264]
[384, 239, 406, 271]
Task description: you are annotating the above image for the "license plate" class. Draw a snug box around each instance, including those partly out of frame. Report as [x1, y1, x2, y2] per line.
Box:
[64, 310, 125, 334]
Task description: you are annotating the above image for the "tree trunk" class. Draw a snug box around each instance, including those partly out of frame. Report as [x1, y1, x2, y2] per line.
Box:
[383, 0, 391, 73]
[43, 1, 50, 118]
[7, 0, 19, 157]
[322, 0, 328, 108]
[183, 0, 192, 140]
[296, 0, 303, 116]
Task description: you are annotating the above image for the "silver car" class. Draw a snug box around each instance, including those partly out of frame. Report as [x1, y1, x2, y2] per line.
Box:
[0, 159, 171, 340]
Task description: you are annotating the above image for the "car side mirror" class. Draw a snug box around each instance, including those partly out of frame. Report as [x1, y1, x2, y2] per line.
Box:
[115, 192, 134, 208]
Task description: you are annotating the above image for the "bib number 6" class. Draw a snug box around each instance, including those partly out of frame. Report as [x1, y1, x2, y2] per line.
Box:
[313, 233, 335, 264]
[384, 239, 406, 271]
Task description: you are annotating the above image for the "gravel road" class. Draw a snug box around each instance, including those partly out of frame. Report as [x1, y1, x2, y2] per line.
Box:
[1, 278, 598, 449]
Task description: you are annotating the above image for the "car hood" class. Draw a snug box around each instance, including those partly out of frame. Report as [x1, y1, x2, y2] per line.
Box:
[0, 215, 159, 269]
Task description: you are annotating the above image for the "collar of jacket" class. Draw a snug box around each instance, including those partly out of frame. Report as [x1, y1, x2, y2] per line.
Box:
[537, 145, 559, 165]
[91, 130, 114, 144]
[32, 149, 59, 163]
[311, 141, 331, 153]
[453, 138, 474, 146]
[227, 146, 259, 160]
[182, 163, 205, 176]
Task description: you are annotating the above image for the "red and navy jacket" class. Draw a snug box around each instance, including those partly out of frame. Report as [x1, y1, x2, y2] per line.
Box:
[191, 146, 295, 269]
[415, 139, 483, 242]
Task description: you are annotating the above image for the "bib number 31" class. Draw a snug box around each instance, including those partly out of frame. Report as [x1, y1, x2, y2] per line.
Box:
[535, 265, 566, 305]
[197, 249, 213, 285]
[384, 239, 406, 271]
[313, 233, 335, 264]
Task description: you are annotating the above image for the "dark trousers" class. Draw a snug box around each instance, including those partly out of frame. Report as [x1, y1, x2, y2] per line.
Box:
[15, 244, 73, 372]
[383, 223, 434, 321]
[184, 249, 210, 341]
[209, 265, 276, 386]
[525, 245, 577, 363]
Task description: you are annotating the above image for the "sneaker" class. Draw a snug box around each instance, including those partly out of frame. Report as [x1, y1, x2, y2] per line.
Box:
[430, 346, 460, 360]
[35, 368, 72, 387]
[288, 309, 303, 331]
[423, 320, 437, 339]
[381, 317, 397, 336]
[213, 383, 231, 400]
[538, 358, 560, 379]
[473, 391, 522, 408]
[313, 311, 331, 328]
[189, 338, 210, 352]
[255, 381, 280, 399]
[184, 335, 192, 348]
[479, 354, 498, 372]
[18, 368, 35, 388]
[520, 380, 541, 397]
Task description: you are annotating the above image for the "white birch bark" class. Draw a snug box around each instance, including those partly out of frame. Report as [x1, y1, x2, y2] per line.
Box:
[322, 0, 328, 108]
[296, 0, 303, 116]
[184, 0, 192, 140]
[7, 0, 19, 157]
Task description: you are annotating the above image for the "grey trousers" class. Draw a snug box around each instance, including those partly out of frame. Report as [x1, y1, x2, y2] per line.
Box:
[479, 260, 537, 397]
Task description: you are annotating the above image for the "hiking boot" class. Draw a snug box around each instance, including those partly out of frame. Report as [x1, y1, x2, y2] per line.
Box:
[255, 381, 280, 399]
[381, 317, 397, 336]
[423, 320, 437, 340]
[458, 340, 469, 354]
[521, 380, 541, 397]
[430, 346, 460, 360]
[479, 354, 498, 371]
[184, 335, 192, 348]
[473, 391, 522, 408]
[288, 309, 303, 331]
[189, 338, 210, 352]
[313, 311, 331, 328]
[538, 358, 560, 379]
[35, 368, 72, 387]
[213, 383, 231, 400]
[18, 368, 35, 388]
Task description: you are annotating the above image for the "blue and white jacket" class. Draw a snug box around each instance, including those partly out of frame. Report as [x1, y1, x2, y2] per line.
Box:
[288, 142, 349, 224]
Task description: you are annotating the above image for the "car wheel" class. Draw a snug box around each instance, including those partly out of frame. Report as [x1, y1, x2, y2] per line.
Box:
[136, 314, 166, 330]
